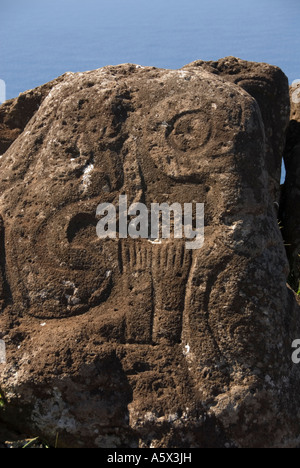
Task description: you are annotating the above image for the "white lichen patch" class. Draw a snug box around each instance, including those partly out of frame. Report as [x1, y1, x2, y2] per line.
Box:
[81, 163, 94, 189]
[31, 387, 77, 435]
[176, 70, 191, 80]
[182, 342, 196, 364]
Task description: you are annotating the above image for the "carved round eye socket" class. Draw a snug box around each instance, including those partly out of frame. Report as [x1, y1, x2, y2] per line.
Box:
[166, 111, 212, 153]
[67, 213, 98, 246]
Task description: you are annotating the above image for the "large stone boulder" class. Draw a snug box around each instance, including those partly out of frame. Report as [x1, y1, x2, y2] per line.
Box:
[0, 75, 66, 156]
[184, 57, 290, 203]
[0, 58, 300, 448]
[279, 81, 300, 292]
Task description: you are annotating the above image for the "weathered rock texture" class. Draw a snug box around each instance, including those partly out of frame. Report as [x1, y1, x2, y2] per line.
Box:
[0, 75, 66, 156]
[184, 57, 290, 203]
[0, 58, 300, 448]
[280, 81, 300, 292]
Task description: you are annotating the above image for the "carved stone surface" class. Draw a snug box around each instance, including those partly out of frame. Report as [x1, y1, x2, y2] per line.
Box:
[0, 59, 300, 448]
[183, 57, 290, 202]
[280, 82, 300, 291]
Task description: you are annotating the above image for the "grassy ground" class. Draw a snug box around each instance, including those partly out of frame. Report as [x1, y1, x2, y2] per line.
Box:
[0, 423, 50, 448]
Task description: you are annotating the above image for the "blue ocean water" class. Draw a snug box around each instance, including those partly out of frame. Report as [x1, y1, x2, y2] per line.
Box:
[1, 0, 299, 180]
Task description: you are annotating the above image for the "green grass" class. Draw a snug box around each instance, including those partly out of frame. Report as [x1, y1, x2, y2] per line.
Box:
[21, 436, 55, 449]
[0, 388, 6, 408]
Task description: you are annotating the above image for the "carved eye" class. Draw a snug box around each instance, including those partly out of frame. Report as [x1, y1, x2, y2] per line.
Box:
[166, 110, 212, 152]
[67, 213, 98, 245]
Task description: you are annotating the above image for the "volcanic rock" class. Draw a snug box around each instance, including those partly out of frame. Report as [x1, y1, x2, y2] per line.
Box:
[0, 75, 66, 156]
[0, 59, 300, 448]
[279, 81, 300, 292]
[183, 57, 290, 202]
